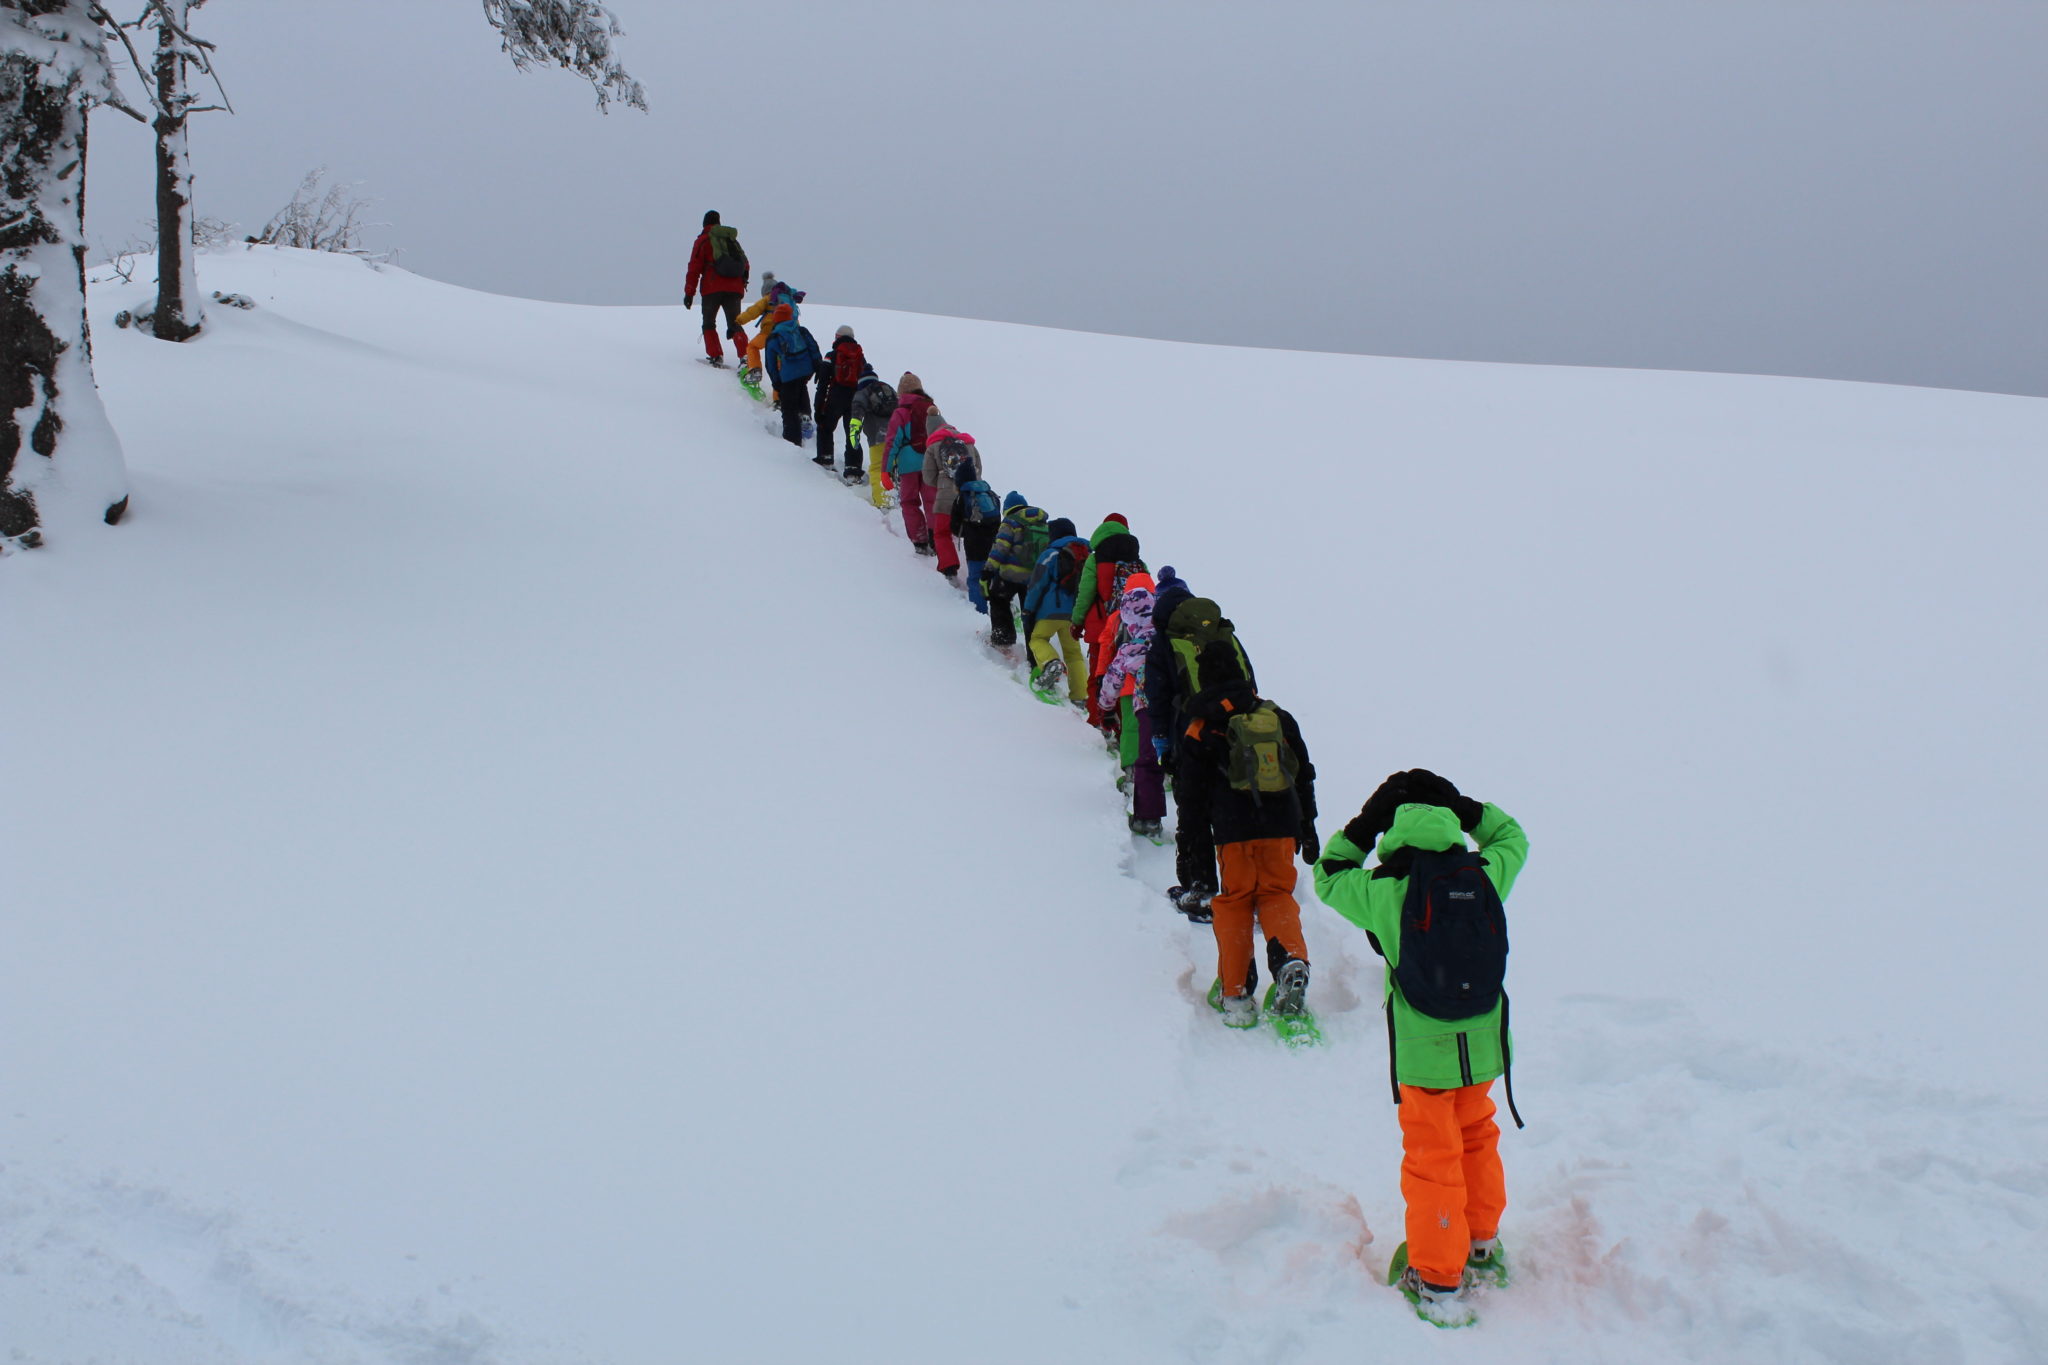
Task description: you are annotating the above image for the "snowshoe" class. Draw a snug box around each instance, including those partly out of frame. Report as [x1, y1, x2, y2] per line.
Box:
[1465, 1238, 1509, 1290]
[1167, 884, 1215, 922]
[1128, 815, 1166, 844]
[1260, 970, 1322, 1049]
[698, 355, 727, 368]
[1206, 979, 1260, 1029]
[736, 366, 765, 401]
[841, 468, 865, 486]
[1387, 1244, 1478, 1329]
[1029, 659, 1067, 705]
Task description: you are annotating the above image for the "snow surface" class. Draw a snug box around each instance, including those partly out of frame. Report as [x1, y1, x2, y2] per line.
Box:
[4, 245, 2046, 1363]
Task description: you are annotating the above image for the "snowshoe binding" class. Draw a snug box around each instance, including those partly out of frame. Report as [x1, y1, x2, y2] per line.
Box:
[1206, 978, 1260, 1029]
[736, 365, 765, 401]
[1167, 884, 1214, 923]
[1261, 959, 1322, 1048]
[1465, 1237, 1509, 1290]
[1387, 1244, 1478, 1329]
[1030, 659, 1067, 705]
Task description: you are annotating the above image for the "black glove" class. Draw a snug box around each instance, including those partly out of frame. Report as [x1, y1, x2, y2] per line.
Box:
[1401, 767, 1459, 808]
[1403, 767, 1484, 832]
[1297, 821, 1320, 865]
[1342, 771, 1411, 851]
[683, 294, 694, 308]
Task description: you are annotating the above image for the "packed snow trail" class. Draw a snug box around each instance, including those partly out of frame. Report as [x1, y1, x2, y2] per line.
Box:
[3, 246, 2045, 1363]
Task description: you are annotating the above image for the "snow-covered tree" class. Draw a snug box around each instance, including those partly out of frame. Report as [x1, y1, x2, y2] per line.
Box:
[2, 0, 643, 548]
[1, 0, 132, 544]
[480, 0, 645, 111]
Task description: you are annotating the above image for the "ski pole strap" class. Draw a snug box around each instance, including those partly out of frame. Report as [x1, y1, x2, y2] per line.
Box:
[1499, 991, 1525, 1130]
[1385, 998, 1401, 1106]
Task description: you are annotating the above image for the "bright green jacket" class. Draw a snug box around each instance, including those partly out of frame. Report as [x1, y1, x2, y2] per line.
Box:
[1067, 519, 1127, 629]
[1313, 802, 1529, 1089]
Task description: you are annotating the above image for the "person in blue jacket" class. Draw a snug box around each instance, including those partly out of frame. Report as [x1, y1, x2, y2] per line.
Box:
[760, 304, 820, 447]
[1020, 516, 1089, 704]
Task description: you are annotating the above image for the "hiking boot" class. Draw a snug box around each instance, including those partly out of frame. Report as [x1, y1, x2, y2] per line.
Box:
[988, 630, 1016, 649]
[1034, 659, 1066, 691]
[703, 355, 726, 368]
[1169, 884, 1214, 916]
[914, 540, 937, 558]
[842, 469, 864, 485]
[939, 564, 959, 583]
[1271, 958, 1310, 1015]
[1128, 816, 1164, 840]
[1218, 993, 1258, 1028]
[1396, 1266, 1476, 1327]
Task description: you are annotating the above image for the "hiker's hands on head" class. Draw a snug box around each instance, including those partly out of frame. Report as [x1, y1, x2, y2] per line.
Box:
[1344, 771, 1411, 850]
[1402, 768, 1460, 808]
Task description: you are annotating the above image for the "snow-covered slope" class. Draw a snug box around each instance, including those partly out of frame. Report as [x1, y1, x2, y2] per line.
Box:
[4, 246, 2044, 1364]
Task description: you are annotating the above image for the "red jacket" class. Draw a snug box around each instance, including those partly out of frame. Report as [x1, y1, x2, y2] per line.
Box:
[686, 228, 747, 298]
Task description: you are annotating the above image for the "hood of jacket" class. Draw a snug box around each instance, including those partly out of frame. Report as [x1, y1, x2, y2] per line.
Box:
[1088, 518, 1128, 548]
[1377, 803, 1468, 859]
[1093, 531, 1140, 564]
[894, 390, 933, 419]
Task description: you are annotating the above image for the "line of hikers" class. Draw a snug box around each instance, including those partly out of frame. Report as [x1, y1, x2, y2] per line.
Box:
[686, 212, 1533, 1324]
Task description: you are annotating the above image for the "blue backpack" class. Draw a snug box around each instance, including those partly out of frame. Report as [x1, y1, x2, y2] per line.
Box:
[955, 478, 1001, 525]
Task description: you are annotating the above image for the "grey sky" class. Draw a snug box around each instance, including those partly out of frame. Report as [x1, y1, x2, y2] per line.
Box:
[86, 0, 2048, 397]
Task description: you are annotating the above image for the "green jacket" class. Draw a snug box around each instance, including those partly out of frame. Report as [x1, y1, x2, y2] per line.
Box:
[1313, 802, 1529, 1089]
[1069, 519, 1127, 629]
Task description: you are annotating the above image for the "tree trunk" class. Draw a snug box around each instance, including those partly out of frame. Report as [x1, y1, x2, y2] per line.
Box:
[1, 0, 131, 545]
[148, 0, 199, 342]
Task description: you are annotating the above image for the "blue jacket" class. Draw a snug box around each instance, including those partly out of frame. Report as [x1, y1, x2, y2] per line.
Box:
[763, 321, 819, 384]
[1022, 535, 1087, 622]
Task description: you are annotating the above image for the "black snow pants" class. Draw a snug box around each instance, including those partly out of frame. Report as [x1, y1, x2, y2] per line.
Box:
[817, 385, 856, 468]
[775, 376, 811, 446]
[1172, 747, 1218, 894]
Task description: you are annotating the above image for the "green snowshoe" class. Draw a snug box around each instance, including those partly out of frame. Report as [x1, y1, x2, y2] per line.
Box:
[737, 364, 765, 402]
[1029, 658, 1067, 705]
[1386, 1243, 1477, 1329]
[1261, 976, 1322, 1049]
[1205, 978, 1260, 1028]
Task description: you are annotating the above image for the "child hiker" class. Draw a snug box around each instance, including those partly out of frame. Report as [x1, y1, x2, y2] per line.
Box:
[1173, 677, 1318, 1027]
[1020, 516, 1090, 704]
[1096, 579, 1167, 839]
[981, 493, 1050, 649]
[1312, 768, 1529, 1327]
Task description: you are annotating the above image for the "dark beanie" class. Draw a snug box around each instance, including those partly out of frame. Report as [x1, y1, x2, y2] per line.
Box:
[703, 210, 720, 226]
[1047, 517, 1077, 540]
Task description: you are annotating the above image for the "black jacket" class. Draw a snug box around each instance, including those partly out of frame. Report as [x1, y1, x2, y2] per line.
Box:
[1175, 686, 1315, 846]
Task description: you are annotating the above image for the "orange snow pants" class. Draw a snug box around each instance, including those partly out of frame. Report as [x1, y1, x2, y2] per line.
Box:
[1211, 838, 1308, 997]
[1397, 1080, 1506, 1287]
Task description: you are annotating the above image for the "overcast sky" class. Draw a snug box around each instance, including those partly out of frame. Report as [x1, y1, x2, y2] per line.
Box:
[85, 0, 2048, 397]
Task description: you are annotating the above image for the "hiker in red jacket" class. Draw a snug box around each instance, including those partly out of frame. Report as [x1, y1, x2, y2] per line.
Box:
[682, 210, 751, 364]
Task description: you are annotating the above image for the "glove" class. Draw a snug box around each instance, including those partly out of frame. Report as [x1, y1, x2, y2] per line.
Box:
[1402, 768, 1460, 809]
[683, 294, 694, 308]
[1152, 737, 1169, 763]
[1342, 771, 1412, 851]
[1404, 768, 1484, 830]
[1297, 822, 1320, 865]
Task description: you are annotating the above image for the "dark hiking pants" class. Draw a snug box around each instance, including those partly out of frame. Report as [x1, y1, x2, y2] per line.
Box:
[775, 376, 811, 446]
[817, 386, 856, 468]
[699, 291, 745, 359]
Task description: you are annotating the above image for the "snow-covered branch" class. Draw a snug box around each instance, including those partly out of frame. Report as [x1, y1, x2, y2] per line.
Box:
[479, 0, 646, 111]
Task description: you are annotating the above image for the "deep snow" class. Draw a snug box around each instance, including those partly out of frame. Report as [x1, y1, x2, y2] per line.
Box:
[3, 246, 2045, 1364]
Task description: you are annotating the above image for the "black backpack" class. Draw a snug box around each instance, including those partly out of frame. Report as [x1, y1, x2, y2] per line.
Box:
[1392, 848, 1508, 1022]
[710, 231, 747, 279]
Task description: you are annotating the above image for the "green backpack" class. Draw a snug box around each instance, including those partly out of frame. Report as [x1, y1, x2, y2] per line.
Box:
[708, 225, 748, 279]
[1224, 701, 1299, 797]
[1167, 597, 1253, 697]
